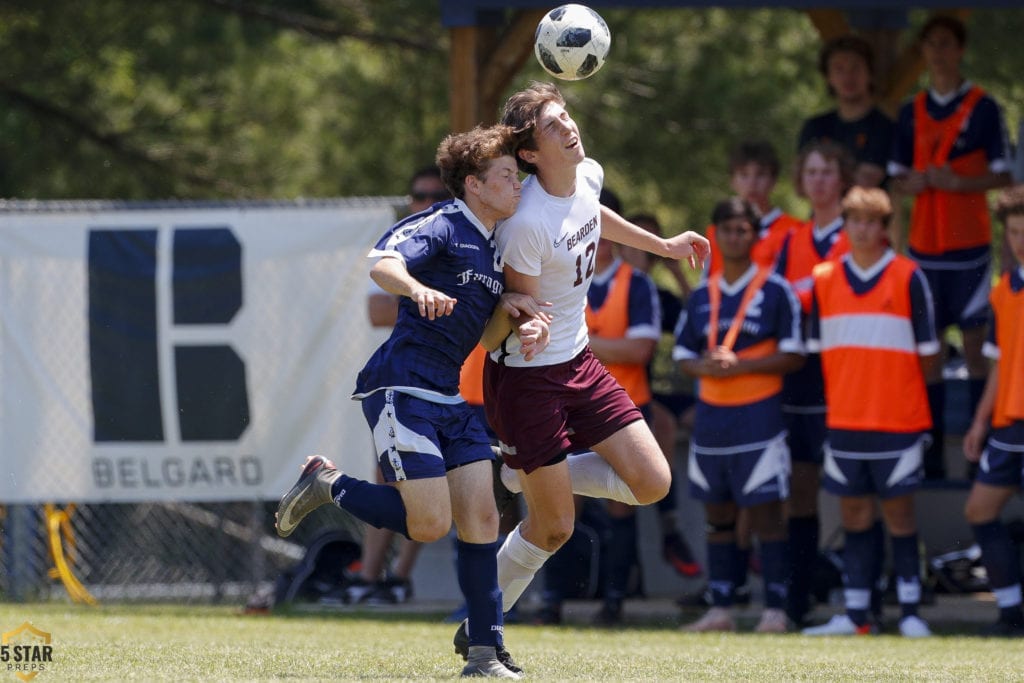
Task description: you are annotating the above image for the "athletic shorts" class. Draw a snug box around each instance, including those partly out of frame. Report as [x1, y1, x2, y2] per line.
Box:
[822, 439, 924, 499]
[918, 256, 991, 331]
[784, 410, 827, 465]
[975, 426, 1024, 488]
[651, 392, 696, 420]
[483, 347, 643, 473]
[688, 432, 791, 507]
[360, 388, 493, 482]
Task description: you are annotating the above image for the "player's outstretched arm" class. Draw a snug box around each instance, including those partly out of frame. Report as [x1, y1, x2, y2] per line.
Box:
[370, 256, 456, 321]
[600, 206, 710, 269]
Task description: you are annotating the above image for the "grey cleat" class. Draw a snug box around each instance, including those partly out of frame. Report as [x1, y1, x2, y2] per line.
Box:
[275, 455, 342, 537]
[461, 646, 522, 679]
[454, 619, 523, 675]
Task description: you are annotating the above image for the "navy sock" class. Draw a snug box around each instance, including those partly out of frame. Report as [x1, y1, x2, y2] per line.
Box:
[925, 383, 946, 480]
[869, 520, 887, 612]
[786, 515, 818, 620]
[707, 540, 738, 607]
[760, 539, 789, 609]
[973, 520, 1023, 622]
[656, 468, 678, 515]
[891, 533, 921, 619]
[330, 474, 409, 538]
[843, 528, 875, 626]
[735, 546, 751, 588]
[604, 514, 638, 603]
[457, 540, 503, 648]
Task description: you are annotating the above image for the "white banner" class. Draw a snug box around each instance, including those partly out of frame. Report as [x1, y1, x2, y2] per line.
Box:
[0, 199, 398, 503]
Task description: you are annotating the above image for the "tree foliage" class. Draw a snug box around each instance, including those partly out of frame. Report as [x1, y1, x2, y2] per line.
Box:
[1, 2, 1020, 230]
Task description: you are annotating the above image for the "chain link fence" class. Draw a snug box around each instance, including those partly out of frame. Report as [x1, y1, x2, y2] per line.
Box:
[0, 500, 366, 604]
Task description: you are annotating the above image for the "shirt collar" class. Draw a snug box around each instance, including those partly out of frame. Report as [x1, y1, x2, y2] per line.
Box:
[592, 257, 622, 286]
[929, 80, 973, 107]
[845, 248, 896, 282]
[717, 262, 759, 297]
[813, 216, 844, 241]
[759, 208, 782, 236]
[454, 198, 494, 240]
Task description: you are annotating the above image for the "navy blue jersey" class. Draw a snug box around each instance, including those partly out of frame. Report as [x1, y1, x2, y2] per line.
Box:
[673, 266, 803, 452]
[889, 83, 1011, 175]
[354, 200, 504, 401]
[586, 259, 661, 340]
[799, 107, 895, 171]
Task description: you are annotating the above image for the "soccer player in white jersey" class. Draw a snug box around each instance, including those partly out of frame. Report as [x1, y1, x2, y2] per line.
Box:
[453, 81, 710, 664]
[275, 125, 551, 679]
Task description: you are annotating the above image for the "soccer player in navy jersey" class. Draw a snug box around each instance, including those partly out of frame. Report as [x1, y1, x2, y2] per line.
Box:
[459, 81, 708, 662]
[798, 35, 894, 189]
[676, 198, 804, 633]
[275, 124, 549, 679]
[888, 15, 1012, 481]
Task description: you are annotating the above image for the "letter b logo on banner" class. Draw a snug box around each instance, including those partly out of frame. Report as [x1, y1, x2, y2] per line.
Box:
[88, 227, 250, 443]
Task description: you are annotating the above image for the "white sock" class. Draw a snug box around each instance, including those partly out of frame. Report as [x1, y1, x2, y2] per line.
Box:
[500, 463, 521, 493]
[565, 451, 640, 505]
[498, 524, 553, 613]
[500, 451, 639, 505]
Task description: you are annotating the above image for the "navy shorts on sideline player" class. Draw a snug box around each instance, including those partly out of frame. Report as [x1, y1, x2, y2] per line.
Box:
[975, 425, 1024, 488]
[822, 439, 925, 499]
[918, 256, 991, 331]
[688, 432, 791, 507]
[360, 389, 494, 482]
[484, 347, 643, 474]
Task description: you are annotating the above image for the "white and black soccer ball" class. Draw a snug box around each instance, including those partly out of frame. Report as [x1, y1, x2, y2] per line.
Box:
[534, 4, 611, 81]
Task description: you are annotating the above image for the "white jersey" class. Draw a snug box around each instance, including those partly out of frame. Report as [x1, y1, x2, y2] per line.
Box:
[493, 158, 603, 367]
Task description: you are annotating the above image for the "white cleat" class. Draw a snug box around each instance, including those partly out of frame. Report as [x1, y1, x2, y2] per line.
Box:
[802, 614, 875, 636]
[899, 615, 932, 638]
[683, 607, 736, 632]
[754, 608, 789, 633]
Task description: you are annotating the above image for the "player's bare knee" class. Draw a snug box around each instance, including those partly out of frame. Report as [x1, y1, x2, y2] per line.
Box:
[633, 471, 671, 505]
[963, 497, 997, 526]
[535, 516, 574, 551]
[407, 514, 450, 543]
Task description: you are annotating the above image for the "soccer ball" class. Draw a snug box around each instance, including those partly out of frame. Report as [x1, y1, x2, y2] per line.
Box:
[534, 4, 611, 81]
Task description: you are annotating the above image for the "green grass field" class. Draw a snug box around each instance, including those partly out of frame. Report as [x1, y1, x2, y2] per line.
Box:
[1, 602, 1022, 681]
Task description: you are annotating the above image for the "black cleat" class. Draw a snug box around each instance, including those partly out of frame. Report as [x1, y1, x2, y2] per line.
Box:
[981, 618, 1024, 638]
[662, 531, 702, 578]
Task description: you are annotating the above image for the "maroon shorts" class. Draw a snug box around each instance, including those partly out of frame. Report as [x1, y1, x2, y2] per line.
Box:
[483, 347, 643, 473]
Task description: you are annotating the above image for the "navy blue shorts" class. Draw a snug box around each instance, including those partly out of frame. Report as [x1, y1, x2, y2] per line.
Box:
[919, 257, 991, 331]
[484, 347, 643, 474]
[822, 440, 925, 499]
[688, 432, 791, 507]
[975, 426, 1024, 488]
[360, 389, 494, 482]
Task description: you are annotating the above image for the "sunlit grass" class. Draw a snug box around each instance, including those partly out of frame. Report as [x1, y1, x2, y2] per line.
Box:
[1, 602, 1021, 681]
